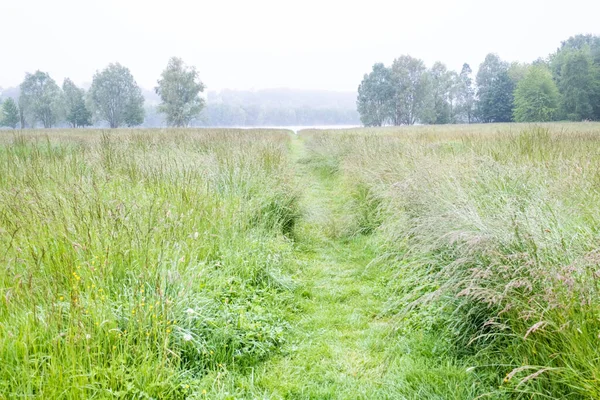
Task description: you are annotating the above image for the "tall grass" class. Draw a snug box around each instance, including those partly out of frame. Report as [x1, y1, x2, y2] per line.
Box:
[302, 122, 600, 398]
[0, 129, 299, 398]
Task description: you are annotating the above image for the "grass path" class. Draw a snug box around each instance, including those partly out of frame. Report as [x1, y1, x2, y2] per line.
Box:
[201, 134, 481, 399]
[250, 135, 394, 398]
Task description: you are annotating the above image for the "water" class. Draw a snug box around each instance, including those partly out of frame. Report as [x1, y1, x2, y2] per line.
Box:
[222, 125, 360, 134]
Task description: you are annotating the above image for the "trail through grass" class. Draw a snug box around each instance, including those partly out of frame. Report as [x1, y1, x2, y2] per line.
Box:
[11, 126, 587, 398]
[203, 133, 484, 399]
[250, 135, 393, 398]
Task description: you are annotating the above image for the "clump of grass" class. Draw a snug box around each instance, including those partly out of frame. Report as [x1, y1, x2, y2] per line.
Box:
[303, 123, 600, 398]
[0, 128, 299, 398]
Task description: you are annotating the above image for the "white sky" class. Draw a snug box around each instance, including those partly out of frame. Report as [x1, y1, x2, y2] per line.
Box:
[1, 0, 599, 92]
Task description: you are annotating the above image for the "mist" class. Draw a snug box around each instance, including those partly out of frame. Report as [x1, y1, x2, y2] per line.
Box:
[2, 0, 599, 92]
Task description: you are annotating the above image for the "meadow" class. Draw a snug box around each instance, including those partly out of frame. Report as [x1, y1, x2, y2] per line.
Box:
[1, 123, 600, 399]
[0, 129, 300, 398]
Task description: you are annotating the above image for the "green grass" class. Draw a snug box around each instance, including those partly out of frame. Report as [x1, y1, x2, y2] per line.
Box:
[302, 122, 600, 399]
[0, 129, 299, 398]
[2, 123, 600, 398]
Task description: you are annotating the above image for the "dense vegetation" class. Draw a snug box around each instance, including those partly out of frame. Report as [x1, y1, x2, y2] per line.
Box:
[303, 123, 600, 398]
[2, 123, 600, 398]
[0, 129, 300, 397]
[1, 78, 360, 130]
[357, 34, 600, 125]
[0, 58, 205, 129]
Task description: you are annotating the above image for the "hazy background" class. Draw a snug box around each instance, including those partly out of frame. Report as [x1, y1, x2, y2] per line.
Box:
[1, 0, 599, 127]
[2, 0, 599, 91]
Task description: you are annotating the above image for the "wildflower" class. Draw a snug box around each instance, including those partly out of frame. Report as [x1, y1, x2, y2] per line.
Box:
[202, 389, 207, 395]
[186, 308, 194, 315]
[85, 334, 92, 340]
[59, 296, 64, 301]
[183, 333, 192, 341]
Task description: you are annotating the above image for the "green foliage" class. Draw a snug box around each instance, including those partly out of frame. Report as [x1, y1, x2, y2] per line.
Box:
[356, 63, 394, 126]
[88, 63, 145, 128]
[390, 55, 430, 125]
[19, 71, 63, 128]
[1, 97, 20, 128]
[513, 65, 560, 122]
[426, 61, 458, 124]
[357, 35, 600, 127]
[558, 50, 598, 120]
[507, 61, 529, 85]
[456, 63, 475, 123]
[156, 57, 205, 127]
[476, 54, 515, 122]
[306, 123, 600, 399]
[63, 78, 91, 128]
[0, 129, 299, 398]
[550, 34, 600, 120]
[123, 99, 145, 127]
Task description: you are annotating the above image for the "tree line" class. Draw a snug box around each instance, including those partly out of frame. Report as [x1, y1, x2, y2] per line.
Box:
[357, 34, 600, 126]
[0, 57, 204, 129]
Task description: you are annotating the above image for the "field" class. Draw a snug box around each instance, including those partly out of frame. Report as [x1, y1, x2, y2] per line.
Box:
[1, 123, 600, 399]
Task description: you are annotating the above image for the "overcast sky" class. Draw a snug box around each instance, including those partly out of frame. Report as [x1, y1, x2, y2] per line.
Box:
[1, 0, 599, 92]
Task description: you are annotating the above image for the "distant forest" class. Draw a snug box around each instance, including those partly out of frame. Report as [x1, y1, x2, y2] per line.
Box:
[3, 34, 599, 129]
[0, 63, 359, 129]
[357, 34, 600, 126]
[145, 89, 360, 127]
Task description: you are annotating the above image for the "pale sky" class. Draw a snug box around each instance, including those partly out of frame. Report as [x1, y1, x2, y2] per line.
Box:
[1, 0, 599, 92]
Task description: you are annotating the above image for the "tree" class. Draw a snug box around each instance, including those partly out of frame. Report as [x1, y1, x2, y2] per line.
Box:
[356, 63, 394, 126]
[476, 54, 514, 123]
[124, 100, 145, 127]
[63, 78, 91, 128]
[558, 50, 598, 120]
[155, 57, 205, 127]
[513, 65, 560, 122]
[508, 62, 529, 86]
[19, 71, 63, 128]
[89, 63, 145, 128]
[550, 34, 600, 120]
[390, 55, 430, 125]
[426, 62, 456, 124]
[1, 98, 20, 128]
[18, 97, 27, 129]
[456, 63, 475, 123]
